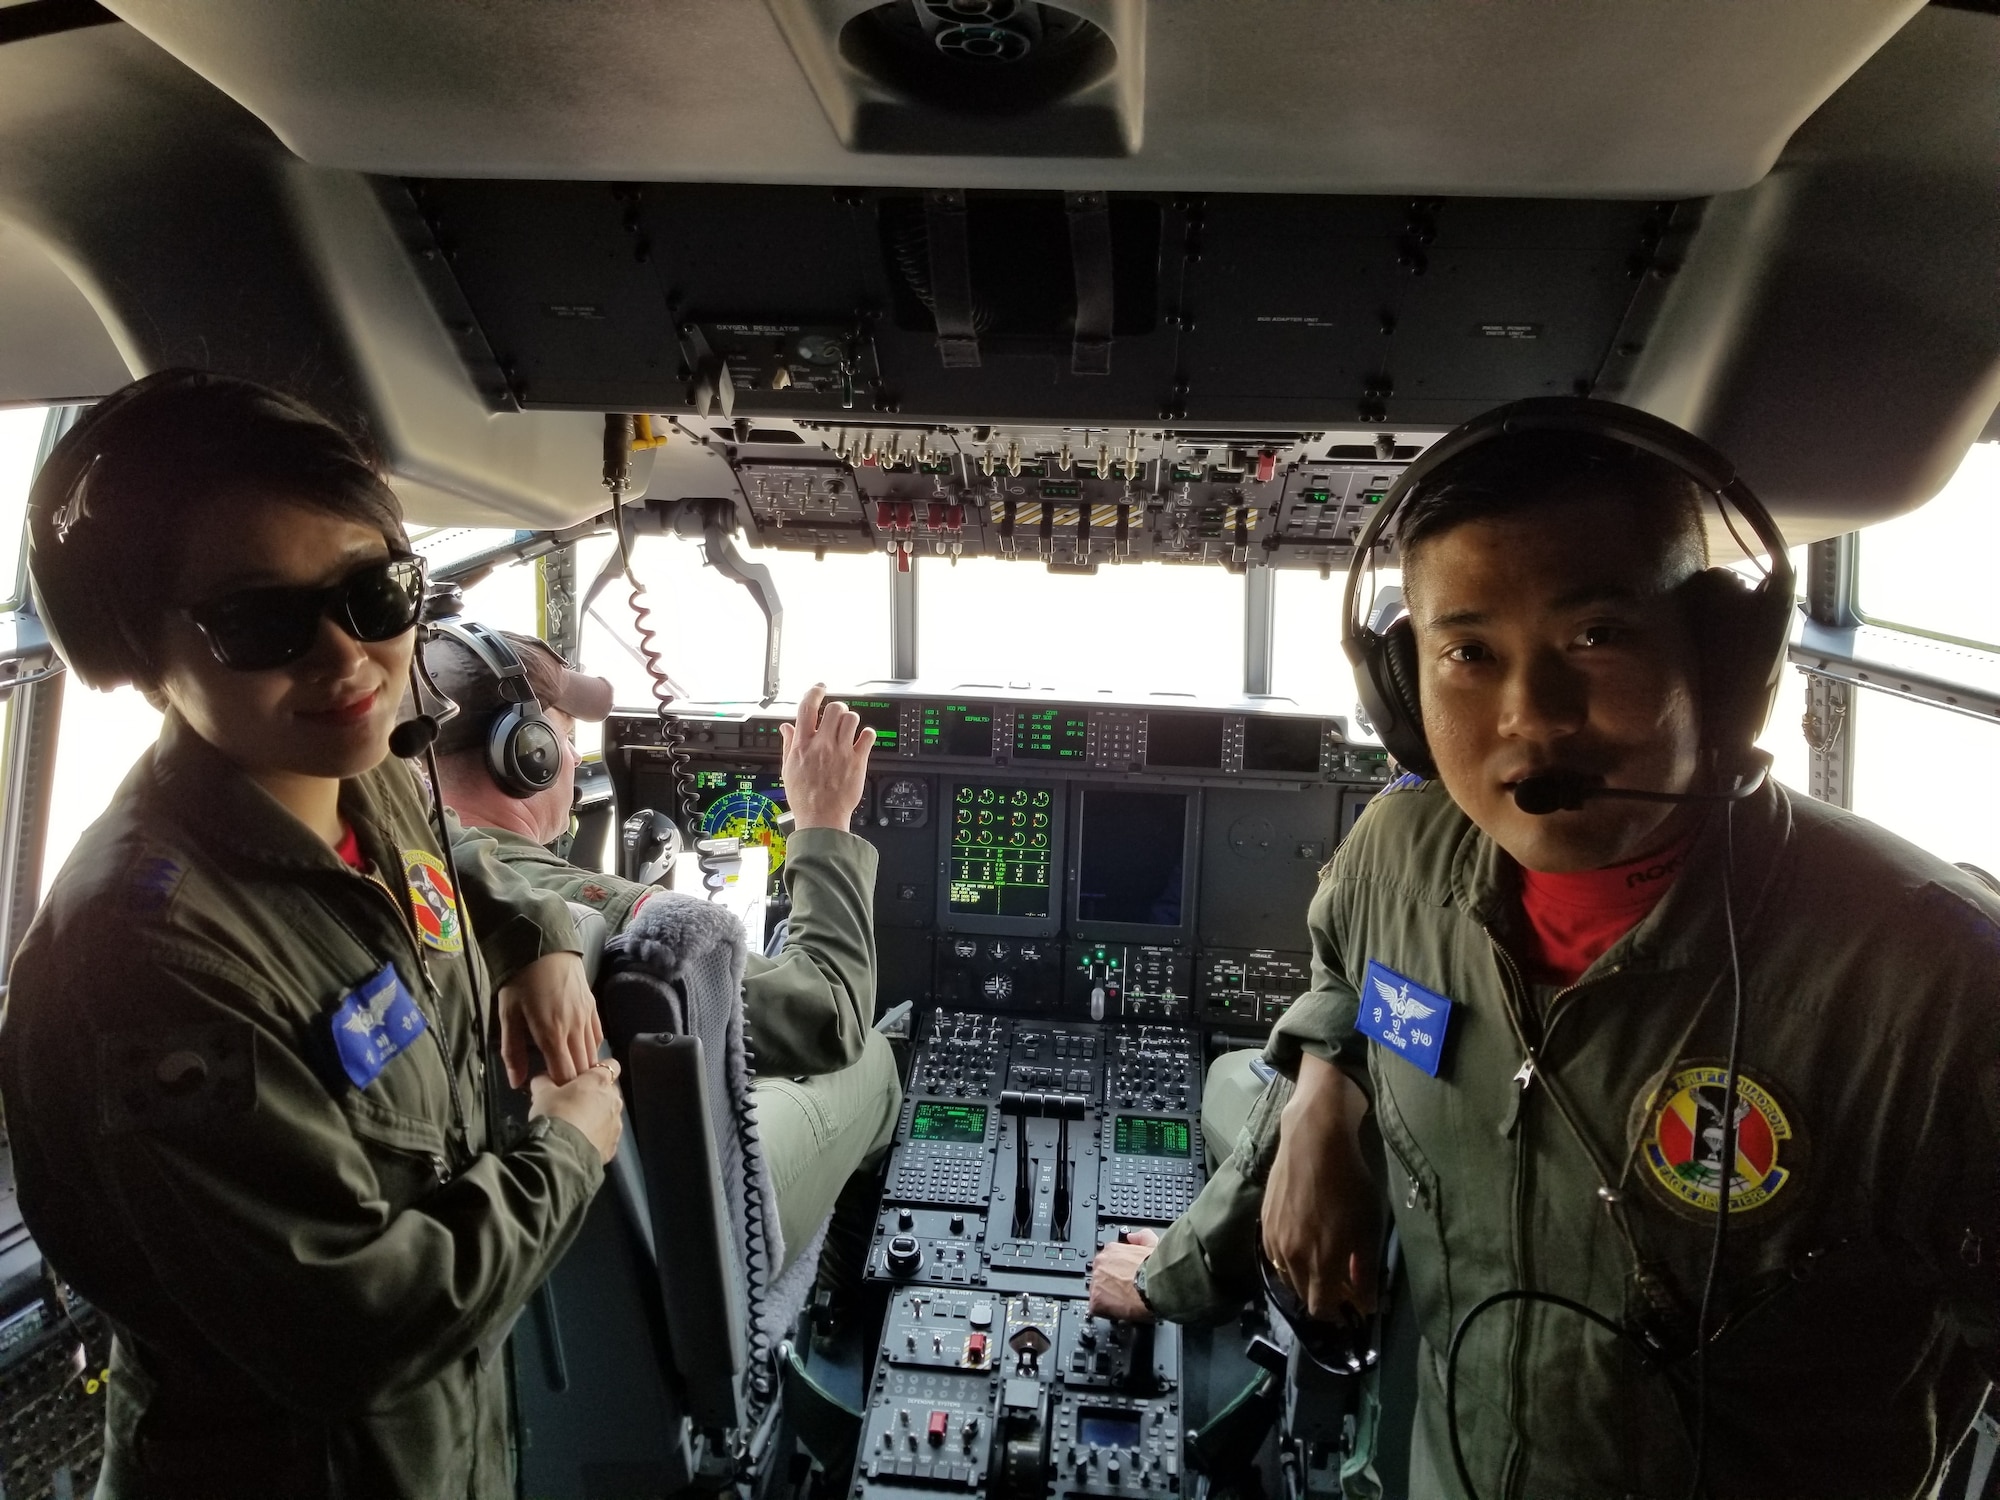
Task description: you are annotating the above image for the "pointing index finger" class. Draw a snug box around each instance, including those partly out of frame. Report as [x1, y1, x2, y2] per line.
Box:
[795, 684, 827, 743]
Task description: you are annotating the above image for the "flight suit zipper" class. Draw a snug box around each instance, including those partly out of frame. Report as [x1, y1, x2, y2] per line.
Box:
[337, 868, 478, 1168]
[1482, 932, 1624, 1499]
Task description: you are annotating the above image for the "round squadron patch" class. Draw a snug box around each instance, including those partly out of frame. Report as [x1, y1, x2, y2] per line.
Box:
[403, 850, 464, 953]
[1639, 1064, 1798, 1217]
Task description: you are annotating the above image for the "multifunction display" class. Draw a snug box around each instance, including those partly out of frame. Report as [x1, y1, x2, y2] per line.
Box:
[1146, 711, 1226, 770]
[689, 768, 789, 892]
[1074, 789, 1190, 930]
[910, 1101, 989, 1143]
[849, 698, 902, 753]
[1113, 1115, 1192, 1158]
[922, 702, 996, 757]
[1013, 706, 1088, 763]
[949, 783, 1057, 919]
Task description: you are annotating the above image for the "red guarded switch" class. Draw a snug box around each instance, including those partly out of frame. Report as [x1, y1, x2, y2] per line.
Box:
[1255, 449, 1277, 484]
[927, 1410, 949, 1446]
[967, 1332, 989, 1364]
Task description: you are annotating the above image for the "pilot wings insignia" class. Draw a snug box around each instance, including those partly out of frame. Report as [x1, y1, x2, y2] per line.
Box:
[1358, 960, 1454, 1077]
[342, 979, 401, 1036]
[1373, 976, 1438, 1027]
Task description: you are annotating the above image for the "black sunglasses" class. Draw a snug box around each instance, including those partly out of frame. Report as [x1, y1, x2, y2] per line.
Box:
[184, 555, 427, 672]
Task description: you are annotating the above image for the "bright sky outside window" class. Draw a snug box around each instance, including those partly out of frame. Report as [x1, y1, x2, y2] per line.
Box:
[1859, 441, 2000, 651]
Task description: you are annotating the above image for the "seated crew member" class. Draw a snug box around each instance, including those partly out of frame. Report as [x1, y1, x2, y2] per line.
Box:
[1093, 406, 2000, 1500]
[424, 631, 902, 1269]
[0, 371, 622, 1500]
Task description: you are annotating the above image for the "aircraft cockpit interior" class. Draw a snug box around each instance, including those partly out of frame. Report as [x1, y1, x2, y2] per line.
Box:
[0, 4, 1996, 1498]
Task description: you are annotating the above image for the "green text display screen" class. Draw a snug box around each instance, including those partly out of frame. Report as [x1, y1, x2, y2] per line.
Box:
[1114, 1115, 1192, 1158]
[912, 1102, 989, 1143]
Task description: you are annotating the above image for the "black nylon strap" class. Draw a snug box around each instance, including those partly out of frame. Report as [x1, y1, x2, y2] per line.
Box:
[924, 188, 981, 370]
[1066, 190, 1114, 375]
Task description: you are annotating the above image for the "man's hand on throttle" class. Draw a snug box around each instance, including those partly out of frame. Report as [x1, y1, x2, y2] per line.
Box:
[782, 684, 876, 831]
[1261, 1054, 1380, 1320]
[498, 950, 604, 1088]
[529, 1060, 625, 1164]
[1088, 1228, 1160, 1323]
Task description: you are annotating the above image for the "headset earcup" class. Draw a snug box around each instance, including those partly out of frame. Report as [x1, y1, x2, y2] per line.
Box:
[489, 704, 561, 799]
[1681, 568, 1791, 767]
[1354, 617, 1438, 780]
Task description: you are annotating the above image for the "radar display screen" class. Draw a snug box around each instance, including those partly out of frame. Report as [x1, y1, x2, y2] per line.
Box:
[849, 698, 901, 752]
[1147, 710, 1226, 770]
[1114, 1115, 1192, 1158]
[948, 783, 1055, 918]
[1243, 715, 1322, 774]
[911, 1101, 988, 1143]
[690, 769, 788, 890]
[1014, 705, 1088, 762]
[920, 702, 996, 757]
[1076, 789, 1189, 929]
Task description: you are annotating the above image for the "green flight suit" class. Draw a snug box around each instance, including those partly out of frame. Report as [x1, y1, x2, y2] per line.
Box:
[0, 712, 603, 1500]
[475, 824, 900, 1263]
[1148, 776, 2000, 1500]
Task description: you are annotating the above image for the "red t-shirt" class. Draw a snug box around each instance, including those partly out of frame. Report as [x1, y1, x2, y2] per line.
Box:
[333, 822, 365, 872]
[1517, 829, 1697, 985]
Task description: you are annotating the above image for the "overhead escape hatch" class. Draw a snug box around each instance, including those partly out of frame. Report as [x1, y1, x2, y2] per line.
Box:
[765, 0, 1143, 156]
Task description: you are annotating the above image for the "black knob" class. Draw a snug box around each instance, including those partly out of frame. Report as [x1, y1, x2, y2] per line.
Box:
[949, 1213, 966, 1234]
[886, 1234, 923, 1276]
[898, 1208, 915, 1231]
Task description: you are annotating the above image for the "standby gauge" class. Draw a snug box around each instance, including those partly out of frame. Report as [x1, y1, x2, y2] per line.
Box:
[877, 776, 930, 829]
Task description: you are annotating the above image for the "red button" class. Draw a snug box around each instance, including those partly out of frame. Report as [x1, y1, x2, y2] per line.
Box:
[1256, 450, 1277, 484]
[967, 1332, 988, 1363]
[927, 1410, 949, 1445]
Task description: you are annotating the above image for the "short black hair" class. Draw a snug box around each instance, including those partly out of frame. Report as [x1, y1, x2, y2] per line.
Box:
[33, 368, 406, 685]
[1397, 429, 1709, 597]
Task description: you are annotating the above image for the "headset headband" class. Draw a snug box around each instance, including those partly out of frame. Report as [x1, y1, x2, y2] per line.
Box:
[1341, 397, 1792, 654]
[433, 618, 540, 712]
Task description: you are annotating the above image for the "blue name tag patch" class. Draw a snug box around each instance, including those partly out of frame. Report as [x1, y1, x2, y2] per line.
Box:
[1358, 961, 1454, 1077]
[329, 964, 428, 1090]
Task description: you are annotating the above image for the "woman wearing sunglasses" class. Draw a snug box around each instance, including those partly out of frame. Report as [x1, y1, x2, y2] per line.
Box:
[1, 370, 622, 1499]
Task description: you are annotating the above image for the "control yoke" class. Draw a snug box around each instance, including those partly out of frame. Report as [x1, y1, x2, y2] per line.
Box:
[580, 497, 785, 707]
[688, 502, 784, 708]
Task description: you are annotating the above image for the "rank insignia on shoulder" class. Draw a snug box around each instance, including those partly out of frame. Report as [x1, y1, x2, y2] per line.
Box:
[98, 1021, 256, 1135]
[1357, 960, 1453, 1077]
[578, 882, 611, 907]
[329, 963, 429, 1090]
[126, 853, 186, 917]
[403, 850, 463, 953]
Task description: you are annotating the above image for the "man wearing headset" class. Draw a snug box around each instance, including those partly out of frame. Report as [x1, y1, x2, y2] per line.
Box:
[1090, 400, 2000, 1499]
[422, 626, 902, 1275]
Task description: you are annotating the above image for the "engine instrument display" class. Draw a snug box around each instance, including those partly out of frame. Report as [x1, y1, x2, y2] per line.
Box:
[1113, 1115, 1192, 1158]
[911, 1101, 989, 1143]
[948, 783, 1056, 920]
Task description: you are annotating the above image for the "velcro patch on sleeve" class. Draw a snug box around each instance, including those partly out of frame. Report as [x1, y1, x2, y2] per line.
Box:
[98, 1022, 257, 1135]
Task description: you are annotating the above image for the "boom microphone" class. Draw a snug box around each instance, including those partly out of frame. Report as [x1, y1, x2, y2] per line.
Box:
[1511, 754, 1772, 816]
[388, 714, 439, 760]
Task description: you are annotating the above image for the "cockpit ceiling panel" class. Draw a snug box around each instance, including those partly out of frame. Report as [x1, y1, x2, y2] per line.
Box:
[101, 0, 1922, 198]
[403, 183, 1676, 431]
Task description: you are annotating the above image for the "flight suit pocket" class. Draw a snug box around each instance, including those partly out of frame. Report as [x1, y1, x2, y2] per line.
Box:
[338, 1085, 452, 1210]
[1374, 1071, 1455, 1334]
